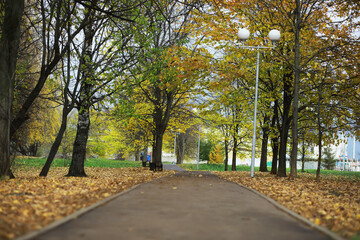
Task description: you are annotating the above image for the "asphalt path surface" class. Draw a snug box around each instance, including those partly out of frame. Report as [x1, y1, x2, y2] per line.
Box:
[23, 170, 332, 240]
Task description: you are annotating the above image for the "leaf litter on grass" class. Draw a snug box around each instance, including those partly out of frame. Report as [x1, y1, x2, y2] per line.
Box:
[215, 171, 360, 239]
[0, 167, 172, 240]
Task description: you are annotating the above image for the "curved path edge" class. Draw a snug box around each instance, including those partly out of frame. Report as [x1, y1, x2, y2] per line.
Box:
[231, 181, 344, 240]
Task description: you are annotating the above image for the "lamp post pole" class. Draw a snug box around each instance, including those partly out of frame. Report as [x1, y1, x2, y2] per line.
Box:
[250, 48, 260, 177]
[197, 124, 201, 170]
[238, 28, 280, 178]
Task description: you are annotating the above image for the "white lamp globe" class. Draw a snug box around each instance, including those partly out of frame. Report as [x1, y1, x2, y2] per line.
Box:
[268, 29, 281, 42]
[238, 28, 250, 41]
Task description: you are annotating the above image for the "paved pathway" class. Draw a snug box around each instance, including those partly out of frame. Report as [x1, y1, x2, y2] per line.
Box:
[21, 171, 333, 240]
[163, 164, 186, 171]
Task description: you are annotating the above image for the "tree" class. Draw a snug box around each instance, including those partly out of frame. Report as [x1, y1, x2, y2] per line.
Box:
[209, 144, 224, 164]
[322, 147, 336, 170]
[0, 0, 24, 179]
[129, 0, 208, 170]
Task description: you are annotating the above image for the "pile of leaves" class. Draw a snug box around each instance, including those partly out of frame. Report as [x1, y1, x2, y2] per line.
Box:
[0, 167, 171, 240]
[215, 171, 360, 239]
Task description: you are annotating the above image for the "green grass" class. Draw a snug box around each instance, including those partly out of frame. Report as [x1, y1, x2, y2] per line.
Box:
[302, 169, 360, 179]
[13, 157, 142, 169]
[180, 163, 258, 172]
[180, 163, 360, 179]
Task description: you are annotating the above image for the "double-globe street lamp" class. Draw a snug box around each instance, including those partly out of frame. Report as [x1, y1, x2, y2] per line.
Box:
[237, 28, 280, 177]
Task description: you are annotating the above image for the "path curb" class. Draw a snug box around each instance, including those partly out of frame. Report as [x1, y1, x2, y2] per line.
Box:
[230, 181, 344, 240]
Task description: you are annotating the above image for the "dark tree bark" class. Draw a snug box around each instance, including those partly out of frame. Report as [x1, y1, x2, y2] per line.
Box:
[289, 0, 302, 178]
[231, 124, 238, 171]
[271, 136, 279, 174]
[316, 83, 324, 181]
[176, 133, 185, 164]
[67, 11, 95, 177]
[301, 139, 306, 172]
[277, 71, 293, 177]
[67, 105, 90, 177]
[0, 0, 24, 179]
[259, 114, 270, 172]
[270, 100, 279, 174]
[142, 146, 148, 167]
[152, 128, 165, 170]
[224, 139, 229, 171]
[40, 103, 72, 176]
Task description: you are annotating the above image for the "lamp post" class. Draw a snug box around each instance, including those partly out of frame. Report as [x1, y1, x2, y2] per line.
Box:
[238, 28, 280, 178]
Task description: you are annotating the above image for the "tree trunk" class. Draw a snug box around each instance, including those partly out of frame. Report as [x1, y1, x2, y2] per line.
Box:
[289, 0, 302, 178]
[232, 125, 238, 171]
[67, 14, 94, 177]
[40, 105, 70, 176]
[316, 131, 322, 181]
[270, 100, 279, 175]
[135, 149, 140, 161]
[67, 106, 90, 177]
[301, 141, 306, 172]
[270, 136, 279, 174]
[277, 72, 293, 177]
[176, 133, 185, 164]
[259, 115, 270, 172]
[278, 121, 290, 177]
[316, 83, 323, 181]
[224, 139, 228, 171]
[142, 146, 148, 167]
[152, 130, 164, 170]
[0, 0, 24, 179]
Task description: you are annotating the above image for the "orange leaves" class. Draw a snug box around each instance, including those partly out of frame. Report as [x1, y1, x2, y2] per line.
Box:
[0, 167, 171, 239]
[216, 172, 360, 239]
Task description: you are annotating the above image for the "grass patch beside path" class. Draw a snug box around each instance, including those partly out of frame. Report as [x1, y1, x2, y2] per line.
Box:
[13, 157, 142, 169]
[180, 163, 256, 172]
[181, 163, 360, 179]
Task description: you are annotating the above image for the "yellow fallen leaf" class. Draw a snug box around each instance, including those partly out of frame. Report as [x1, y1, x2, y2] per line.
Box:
[172, 187, 177, 190]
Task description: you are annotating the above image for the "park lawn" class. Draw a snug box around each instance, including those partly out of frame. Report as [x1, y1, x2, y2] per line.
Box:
[0, 166, 171, 240]
[14, 157, 142, 169]
[215, 171, 360, 240]
[181, 163, 360, 179]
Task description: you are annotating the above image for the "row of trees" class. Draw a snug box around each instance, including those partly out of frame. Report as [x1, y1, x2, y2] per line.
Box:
[0, 0, 208, 178]
[195, 0, 360, 179]
[1, 0, 359, 179]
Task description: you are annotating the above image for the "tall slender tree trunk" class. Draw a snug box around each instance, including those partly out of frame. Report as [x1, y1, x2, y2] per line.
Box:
[259, 115, 270, 172]
[278, 72, 293, 177]
[224, 139, 228, 171]
[316, 84, 323, 181]
[316, 131, 323, 181]
[289, 0, 302, 178]
[270, 101, 279, 175]
[271, 137, 279, 174]
[301, 139, 306, 172]
[0, 0, 24, 179]
[232, 124, 238, 171]
[176, 133, 185, 164]
[40, 105, 71, 176]
[67, 13, 94, 177]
